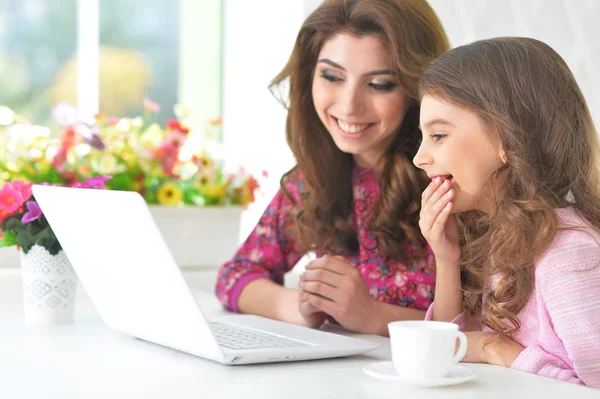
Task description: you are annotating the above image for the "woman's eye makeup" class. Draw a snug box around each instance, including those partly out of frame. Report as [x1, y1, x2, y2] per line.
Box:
[318, 69, 398, 91]
[320, 72, 342, 82]
[369, 81, 397, 91]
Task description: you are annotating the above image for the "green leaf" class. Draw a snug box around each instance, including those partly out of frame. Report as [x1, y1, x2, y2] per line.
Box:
[35, 227, 61, 256]
[2, 216, 24, 232]
[0, 231, 18, 248]
[106, 172, 134, 191]
[15, 224, 35, 253]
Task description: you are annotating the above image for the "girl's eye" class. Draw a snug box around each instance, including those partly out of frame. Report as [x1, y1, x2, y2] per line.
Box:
[431, 134, 446, 143]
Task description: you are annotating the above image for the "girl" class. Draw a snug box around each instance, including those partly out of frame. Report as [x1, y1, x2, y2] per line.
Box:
[215, 0, 450, 336]
[415, 37, 600, 388]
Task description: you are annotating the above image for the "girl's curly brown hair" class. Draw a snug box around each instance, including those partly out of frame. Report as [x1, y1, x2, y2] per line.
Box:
[420, 37, 600, 336]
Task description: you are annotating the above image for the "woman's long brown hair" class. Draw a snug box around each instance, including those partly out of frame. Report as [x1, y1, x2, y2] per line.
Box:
[270, 0, 449, 260]
[420, 37, 600, 336]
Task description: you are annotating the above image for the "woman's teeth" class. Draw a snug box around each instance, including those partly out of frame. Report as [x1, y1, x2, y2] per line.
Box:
[337, 119, 370, 134]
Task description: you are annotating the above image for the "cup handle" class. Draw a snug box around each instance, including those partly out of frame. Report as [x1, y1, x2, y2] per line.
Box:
[453, 331, 468, 363]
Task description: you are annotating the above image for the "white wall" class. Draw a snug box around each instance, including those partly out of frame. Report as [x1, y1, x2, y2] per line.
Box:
[222, 0, 312, 239]
[179, 0, 223, 136]
[427, 0, 600, 127]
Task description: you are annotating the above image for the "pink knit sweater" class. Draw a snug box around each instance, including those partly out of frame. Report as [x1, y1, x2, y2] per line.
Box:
[427, 208, 600, 388]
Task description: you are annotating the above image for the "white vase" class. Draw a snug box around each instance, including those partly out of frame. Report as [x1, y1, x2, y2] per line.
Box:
[148, 205, 244, 267]
[20, 245, 77, 325]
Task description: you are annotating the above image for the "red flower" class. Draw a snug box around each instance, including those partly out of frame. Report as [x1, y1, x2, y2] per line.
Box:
[60, 126, 78, 148]
[163, 131, 187, 149]
[166, 119, 190, 134]
[52, 146, 69, 169]
[247, 175, 259, 193]
[61, 171, 80, 187]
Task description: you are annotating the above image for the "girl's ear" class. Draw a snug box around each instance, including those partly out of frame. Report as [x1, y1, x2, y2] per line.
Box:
[499, 147, 507, 165]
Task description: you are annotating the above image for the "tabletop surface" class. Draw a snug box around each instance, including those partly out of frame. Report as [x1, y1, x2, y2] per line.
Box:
[0, 269, 598, 399]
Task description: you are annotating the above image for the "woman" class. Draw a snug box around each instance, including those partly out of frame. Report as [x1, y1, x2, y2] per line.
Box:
[216, 0, 449, 336]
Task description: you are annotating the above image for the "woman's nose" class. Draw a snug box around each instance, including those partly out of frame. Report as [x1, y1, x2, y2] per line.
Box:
[340, 84, 364, 116]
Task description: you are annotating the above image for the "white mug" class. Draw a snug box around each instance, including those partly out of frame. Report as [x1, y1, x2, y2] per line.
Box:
[388, 320, 467, 379]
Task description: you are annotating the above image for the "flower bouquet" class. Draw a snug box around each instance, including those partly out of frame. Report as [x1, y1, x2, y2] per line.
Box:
[1, 101, 264, 267]
[0, 102, 263, 207]
[0, 177, 110, 325]
[52, 101, 262, 207]
[0, 177, 110, 252]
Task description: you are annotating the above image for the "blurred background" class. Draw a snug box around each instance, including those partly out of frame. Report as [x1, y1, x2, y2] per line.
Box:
[1, 0, 598, 252]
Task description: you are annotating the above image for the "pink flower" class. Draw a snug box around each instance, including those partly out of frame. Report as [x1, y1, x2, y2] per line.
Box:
[143, 98, 161, 113]
[163, 131, 187, 149]
[22, 201, 42, 224]
[162, 157, 178, 177]
[107, 117, 120, 126]
[52, 146, 69, 169]
[72, 175, 113, 189]
[0, 184, 24, 219]
[166, 119, 190, 134]
[52, 102, 79, 127]
[10, 180, 33, 203]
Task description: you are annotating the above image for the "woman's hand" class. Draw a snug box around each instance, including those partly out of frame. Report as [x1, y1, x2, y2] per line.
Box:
[298, 294, 328, 328]
[299, 255, 377, 333]
[419, 177, 460, 265]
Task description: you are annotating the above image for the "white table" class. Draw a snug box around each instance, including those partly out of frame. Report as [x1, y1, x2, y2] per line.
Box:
[1, 270, 598, 399]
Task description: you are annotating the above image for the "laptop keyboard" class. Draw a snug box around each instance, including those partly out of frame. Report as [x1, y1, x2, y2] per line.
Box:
[209, 322, 310, 350]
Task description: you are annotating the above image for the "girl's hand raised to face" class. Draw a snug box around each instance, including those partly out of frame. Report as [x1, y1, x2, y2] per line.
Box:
[419, 177, 460, 266]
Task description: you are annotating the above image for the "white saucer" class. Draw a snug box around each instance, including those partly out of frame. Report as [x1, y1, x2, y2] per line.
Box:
[363, 361, 477, 388]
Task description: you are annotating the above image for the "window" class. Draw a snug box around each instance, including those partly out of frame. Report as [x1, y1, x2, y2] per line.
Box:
[0, 0, 221, 130]
[99, 0, 179, 124]
[0, 0, 77, 129]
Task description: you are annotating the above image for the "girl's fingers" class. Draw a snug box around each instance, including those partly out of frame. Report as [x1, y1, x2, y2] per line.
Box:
[430, 201, 453, 237]
[424, 179, 452, 211]
[430, 189, 454, 217]
[421, 178, 442, 208]
[421, 188, 454, 233]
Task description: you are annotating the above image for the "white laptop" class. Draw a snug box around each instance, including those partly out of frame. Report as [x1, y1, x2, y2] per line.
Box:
[32, 184, 379, 365]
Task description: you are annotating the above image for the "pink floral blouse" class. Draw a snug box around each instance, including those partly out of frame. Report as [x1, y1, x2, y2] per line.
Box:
[215, 165, 436, 313]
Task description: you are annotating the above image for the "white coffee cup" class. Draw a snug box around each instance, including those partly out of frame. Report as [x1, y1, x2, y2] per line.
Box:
[388, 320, 467, 379]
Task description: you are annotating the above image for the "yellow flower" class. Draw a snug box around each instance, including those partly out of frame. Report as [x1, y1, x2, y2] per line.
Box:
[157, 181, 183, 206]
[193, 169, 215, 189]
[236, 186, 253, 206]
[197, 153, 214, 170]
[201, 181, 229, 200]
